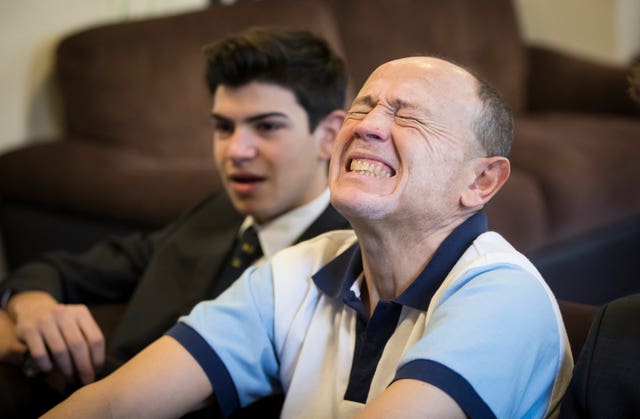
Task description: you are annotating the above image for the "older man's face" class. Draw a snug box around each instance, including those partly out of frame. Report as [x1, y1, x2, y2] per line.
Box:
[329, 57, 482, 226]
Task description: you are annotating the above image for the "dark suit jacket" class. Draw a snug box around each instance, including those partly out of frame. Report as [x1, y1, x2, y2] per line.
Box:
[560, 293, 640, 418]
[1, 191, 350, 373]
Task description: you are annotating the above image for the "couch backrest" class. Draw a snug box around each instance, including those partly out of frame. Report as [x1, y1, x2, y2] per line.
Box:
[56, 0, 527, 157]
[55, 0, 345, 158]
[328, 0, 527, 113]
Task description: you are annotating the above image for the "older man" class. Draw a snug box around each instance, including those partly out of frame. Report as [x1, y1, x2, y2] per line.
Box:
[43, 56, 572, 419]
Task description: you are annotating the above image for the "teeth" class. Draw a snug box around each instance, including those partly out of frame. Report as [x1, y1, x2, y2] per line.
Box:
[349, 159, 392, 178]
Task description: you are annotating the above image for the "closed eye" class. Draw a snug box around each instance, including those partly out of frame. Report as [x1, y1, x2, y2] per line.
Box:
[346, 109, 370, 120]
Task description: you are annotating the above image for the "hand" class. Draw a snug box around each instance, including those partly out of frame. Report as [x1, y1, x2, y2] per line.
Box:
[6, 291, 105, 385]
[0, 309, 27, 365]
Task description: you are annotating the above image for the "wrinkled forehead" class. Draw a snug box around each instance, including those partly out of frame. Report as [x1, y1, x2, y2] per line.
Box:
[355, 57, 479, 116]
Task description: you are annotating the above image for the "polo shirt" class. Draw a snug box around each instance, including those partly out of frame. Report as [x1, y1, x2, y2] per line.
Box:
[167, 212, 572, 418]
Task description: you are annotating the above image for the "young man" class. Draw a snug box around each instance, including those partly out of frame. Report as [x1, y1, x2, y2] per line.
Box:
[0, 27, 349, 417]
[43, 56, 573, 418]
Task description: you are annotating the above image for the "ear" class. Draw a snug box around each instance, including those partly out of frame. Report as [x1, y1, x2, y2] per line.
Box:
[313, 110, 346, 160]
[460, 157, 510, 208]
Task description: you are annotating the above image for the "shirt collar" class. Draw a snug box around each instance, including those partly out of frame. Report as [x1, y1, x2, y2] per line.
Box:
[312, 211, 488, 311]
[240, 188, 331, 258]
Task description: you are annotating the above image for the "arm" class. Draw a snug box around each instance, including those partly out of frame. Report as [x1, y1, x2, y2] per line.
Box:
[0, 231, 159, 382]
[0, 193, 235, 384]
[0, 192, 233, 303]
[1, 231, 158, 304]
[379, 266, 570, 418]
[42, 335, 212, 418]
[355, 379, 465, 419]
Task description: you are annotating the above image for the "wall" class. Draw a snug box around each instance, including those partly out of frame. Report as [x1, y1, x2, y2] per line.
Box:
[515, 0, 640, 65]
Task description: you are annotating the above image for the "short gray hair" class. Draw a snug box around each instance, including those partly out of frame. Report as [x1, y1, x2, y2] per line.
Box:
[471, 78, 514, 157]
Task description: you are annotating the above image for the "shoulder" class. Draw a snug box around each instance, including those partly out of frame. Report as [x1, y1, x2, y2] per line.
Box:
[443, 231, 548, 298]
[159, 192, 243, 242]
[560, 294, 640, 417]
[407, 233, 571, 418]
[271, 229, 357, 272]
[587, 293, 640, 360]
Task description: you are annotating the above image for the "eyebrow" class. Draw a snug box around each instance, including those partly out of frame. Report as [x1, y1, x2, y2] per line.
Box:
[351, 95, 377, 108]
[352, 95, 423, 113]
[210, 112, 289, 123]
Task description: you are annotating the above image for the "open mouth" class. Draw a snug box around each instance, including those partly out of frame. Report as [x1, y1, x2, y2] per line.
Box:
[229, 173, 265, 182]
[226, 173, 266, 195]
[348, 158, 395, 178]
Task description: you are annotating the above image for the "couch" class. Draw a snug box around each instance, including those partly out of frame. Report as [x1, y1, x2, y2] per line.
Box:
[0, 0, 638, 308]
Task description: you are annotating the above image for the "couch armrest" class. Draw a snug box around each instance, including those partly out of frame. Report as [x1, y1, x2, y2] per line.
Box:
[525, 46, 639, 115]
[557, 300, 600, 360]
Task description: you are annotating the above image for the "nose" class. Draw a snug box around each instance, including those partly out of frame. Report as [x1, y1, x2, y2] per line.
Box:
[226, 127, 257, 162]
[353, 107, 391, 142]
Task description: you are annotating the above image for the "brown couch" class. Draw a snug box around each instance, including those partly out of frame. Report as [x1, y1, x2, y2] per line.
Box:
[0, 0, 638, 306]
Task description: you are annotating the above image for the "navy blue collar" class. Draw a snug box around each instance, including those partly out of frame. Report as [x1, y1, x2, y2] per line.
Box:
[312, 211, 488, 311]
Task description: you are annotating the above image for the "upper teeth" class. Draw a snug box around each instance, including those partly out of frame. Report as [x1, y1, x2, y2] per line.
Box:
[349, 159, 392, 178]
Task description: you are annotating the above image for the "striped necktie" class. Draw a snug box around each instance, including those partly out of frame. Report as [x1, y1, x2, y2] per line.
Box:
[211, 226, 263, 297]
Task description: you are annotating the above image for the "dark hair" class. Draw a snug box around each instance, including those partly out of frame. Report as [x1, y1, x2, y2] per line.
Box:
[471, 77, 514, 157]
[204, 26, 347, 131]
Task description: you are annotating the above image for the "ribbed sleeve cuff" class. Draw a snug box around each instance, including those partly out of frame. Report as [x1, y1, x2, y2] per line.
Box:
[166, 322, 240, 417]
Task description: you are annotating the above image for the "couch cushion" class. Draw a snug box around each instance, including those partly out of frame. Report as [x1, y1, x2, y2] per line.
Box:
[56, 0, 345, 157]
[485, 168, 549, 253]
[0, 141, 219, 225]
[511, 114, 640, 243]
[328, 0, 527, 112]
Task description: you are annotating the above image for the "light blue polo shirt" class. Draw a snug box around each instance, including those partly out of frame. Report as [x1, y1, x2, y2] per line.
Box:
[167, 212, 572, 418]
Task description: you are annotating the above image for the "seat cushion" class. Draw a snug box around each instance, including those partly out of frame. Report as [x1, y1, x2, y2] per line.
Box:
[511, 113, 640, 244]
[0, 140, 219, 225]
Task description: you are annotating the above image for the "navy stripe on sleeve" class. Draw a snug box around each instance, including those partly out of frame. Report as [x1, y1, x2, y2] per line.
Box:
[166, 322, 240, 417]
[394, 359, 496, 419]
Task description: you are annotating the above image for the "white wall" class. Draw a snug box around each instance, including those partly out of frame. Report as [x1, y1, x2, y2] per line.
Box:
[515, 0, 640, 65]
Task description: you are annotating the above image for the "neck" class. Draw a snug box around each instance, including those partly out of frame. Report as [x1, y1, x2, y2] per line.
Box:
[355, 215, 466, 317]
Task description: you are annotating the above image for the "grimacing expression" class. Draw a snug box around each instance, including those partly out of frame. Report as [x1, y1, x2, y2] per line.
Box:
[329, 57, 483, 227]
[212, 82, 332, 224]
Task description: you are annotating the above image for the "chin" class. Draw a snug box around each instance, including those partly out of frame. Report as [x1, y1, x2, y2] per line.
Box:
[229, 198, 256, 216]
[332, 191, 385, 221]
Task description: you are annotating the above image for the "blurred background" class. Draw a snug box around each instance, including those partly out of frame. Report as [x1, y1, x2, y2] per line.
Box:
[0, 0, 639, 275]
